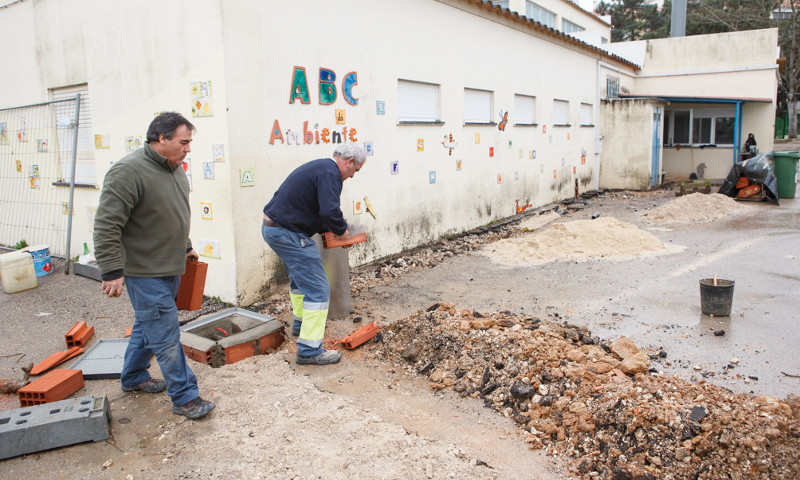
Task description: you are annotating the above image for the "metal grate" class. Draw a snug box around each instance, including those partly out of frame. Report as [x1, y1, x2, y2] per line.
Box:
[69, 339, 129, 379]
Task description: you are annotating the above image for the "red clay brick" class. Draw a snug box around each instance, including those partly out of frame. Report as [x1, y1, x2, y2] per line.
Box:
[18, 369, 84, 406]
[30, 347, 84, 376]
[182, 345, 212, 365]
[65, 321, 94, 348]
[257, 331, 285, 353]
[340, 322, 380, 350]
[224, 342, 255, 365]
[176, 260, 207, 311]
[321, 231, 367, 249]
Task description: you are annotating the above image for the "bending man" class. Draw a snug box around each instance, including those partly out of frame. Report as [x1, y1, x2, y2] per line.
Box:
[261, 144, 366, 365]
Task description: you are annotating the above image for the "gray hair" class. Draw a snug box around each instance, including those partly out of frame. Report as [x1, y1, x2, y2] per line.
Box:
[333, 144, 366, 166]
[146, 112, 196, 143]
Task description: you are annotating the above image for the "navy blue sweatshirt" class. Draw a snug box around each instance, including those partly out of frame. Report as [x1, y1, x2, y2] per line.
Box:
[263, 158, 348, 237]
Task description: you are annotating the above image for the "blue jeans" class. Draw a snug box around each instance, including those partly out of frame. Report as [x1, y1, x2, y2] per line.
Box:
[122, 276, 199, 406]
[261, 225, 330, 357]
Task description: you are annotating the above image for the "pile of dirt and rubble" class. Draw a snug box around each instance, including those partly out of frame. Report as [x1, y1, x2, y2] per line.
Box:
[639, 193, 743, 224]
[481, 216, 682, 267]
[368, 303, 800, 480]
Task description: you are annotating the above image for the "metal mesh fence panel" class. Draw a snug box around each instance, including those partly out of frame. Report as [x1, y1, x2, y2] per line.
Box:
[0, 97, 78, 257]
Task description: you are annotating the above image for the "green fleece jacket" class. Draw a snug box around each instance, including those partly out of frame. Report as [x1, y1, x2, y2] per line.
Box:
[93, 143, 192, 279]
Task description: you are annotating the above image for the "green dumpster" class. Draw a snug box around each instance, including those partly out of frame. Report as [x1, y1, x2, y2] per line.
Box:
[773, 151, 800, 198]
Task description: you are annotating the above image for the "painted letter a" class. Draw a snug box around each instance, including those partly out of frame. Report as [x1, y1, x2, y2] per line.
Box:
[290, 67, 310, 104]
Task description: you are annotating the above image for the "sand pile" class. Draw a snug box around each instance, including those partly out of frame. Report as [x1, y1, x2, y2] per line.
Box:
[518, 211, 560, 231]
[640, 193, 742, 224]
[481, 216, 681, 266]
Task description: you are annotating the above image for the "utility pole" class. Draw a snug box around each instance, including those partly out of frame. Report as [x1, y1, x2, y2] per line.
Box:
[671, 0, 687, 37]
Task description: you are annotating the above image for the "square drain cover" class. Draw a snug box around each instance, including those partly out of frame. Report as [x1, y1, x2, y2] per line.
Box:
[69, 339, 129, 379]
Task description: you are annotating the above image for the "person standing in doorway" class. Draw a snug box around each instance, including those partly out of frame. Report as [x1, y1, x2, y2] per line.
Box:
[94, 111, 215, 420]
[744, 133, 757, 153]
[261, 144, 366, 365]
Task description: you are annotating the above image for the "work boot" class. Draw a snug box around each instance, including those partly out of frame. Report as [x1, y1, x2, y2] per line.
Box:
[121, 378, 167, 393]
[172, 397, 215, 419]
[291, 327, 300, 337]
[296, 349, 341, 365]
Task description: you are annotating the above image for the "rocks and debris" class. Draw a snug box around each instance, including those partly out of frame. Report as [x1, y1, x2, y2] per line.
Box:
[368, 303, 800, 480]
[639, 193, 743, 224]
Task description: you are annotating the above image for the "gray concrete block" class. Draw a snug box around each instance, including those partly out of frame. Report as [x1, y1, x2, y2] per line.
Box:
[73, 262, 101, 281]
[0, 395, 111, 460]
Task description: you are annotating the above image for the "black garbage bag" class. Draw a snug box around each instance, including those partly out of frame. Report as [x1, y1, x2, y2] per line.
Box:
[718, 150, 780, 205]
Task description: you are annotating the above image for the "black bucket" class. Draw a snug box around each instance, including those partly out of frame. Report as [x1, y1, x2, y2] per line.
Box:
[699, 278, 735, 316]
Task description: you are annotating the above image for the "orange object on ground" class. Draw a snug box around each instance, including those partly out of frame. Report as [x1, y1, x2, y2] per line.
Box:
[340, 322, 380, 350]
[737, 184, 761, 198]
[321, 231, 367, 249]
[125, 327, 132, 337]
[30, 347, 84, 376]
[176, 259, 208, 311]
[18, 369, 84, 406]
[735, 176, 749, 189]
[65, 321, 94, 348]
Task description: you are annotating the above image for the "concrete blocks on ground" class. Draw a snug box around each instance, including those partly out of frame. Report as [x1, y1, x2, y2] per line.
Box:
[72, 262, 101, 281]
[0, 395, 111, 460]
[18, 369, 84, 407]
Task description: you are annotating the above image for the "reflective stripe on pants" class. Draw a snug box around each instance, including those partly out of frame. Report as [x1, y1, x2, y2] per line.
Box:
[262, 224, 330, 357]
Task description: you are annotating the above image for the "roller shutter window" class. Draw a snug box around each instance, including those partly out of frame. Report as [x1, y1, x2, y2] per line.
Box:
[464, 88, 492, 124]
[514, 94, 536, 125]
[553, 99, 569, 125]
[397, 80, 439, 123]
[580, 103, 593, 126]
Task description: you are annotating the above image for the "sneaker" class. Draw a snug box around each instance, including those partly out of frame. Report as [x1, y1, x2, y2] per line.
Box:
[296, 349, 341, 365]
[172, 397, 215, 419]
[121, 378, 167, 393]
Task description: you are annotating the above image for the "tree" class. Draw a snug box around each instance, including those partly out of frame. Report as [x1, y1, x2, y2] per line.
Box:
[596, 0, 669, 41]
[685, 0, 776, 35]
[774, 0, 800, 137]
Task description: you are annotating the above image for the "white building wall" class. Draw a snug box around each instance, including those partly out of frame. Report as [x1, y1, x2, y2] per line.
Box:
[221, 0, 610, 304]
[0, 0, 628, 304]
[633, 29, 779, 181]
[0, 0, 238, 301]
[0, 0, 778, 305]
[598, 99, 662, 189]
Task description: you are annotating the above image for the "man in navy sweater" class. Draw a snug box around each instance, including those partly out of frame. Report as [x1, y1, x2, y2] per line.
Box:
[262, 144, 366, 365]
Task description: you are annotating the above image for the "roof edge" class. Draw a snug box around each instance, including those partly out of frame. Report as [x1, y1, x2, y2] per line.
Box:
[468, 0, 640, 70]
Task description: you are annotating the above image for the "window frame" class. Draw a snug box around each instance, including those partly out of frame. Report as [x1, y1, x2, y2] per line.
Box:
[579, 103, 593, 127]
[513, 94, 537, 126]
[553, 99, 570, 126]
[664, 107, 735, 147]
[463, 87, 494, 125]
[562, 19, 585, 34]
[526, 1, 555, 28]
[397, 79, 442, 125]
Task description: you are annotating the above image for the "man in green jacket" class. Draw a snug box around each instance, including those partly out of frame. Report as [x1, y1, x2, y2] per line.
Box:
[93, 112, 214, 420]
